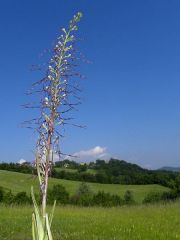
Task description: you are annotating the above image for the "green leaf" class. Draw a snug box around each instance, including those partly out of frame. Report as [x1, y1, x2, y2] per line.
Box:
[31, 187, 44, 240]
[49, 200, 56, 227]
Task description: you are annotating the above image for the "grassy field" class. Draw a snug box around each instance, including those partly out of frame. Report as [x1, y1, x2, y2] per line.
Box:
[54, 167, 97, 174]
[54, 167, 77, 173]
[1, 202, 180, 239]
[0, 170, 169, 203]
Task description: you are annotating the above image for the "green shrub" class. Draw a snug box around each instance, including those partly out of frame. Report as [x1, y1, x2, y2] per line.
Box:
[143, 191, 177, 204]
[78, 164, 87, 172]
[161, 191, 177, 201]
[71, 182, 93, 206]
[92, 191, 123, 207]
[71, 194, 93, 206]
[143, 192, 161, 203]
[77, 182, 92, 196]
[0, 186, 4, 202]
[124, 190, 135, 204]
[48, 184, 69, 205]
[13, 192, 31, 205]
[110, 194, 123, 206]
[3, 191, 14, 204]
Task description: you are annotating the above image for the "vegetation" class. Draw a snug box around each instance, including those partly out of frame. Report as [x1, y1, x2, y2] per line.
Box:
[0, 162, 32, 174]
[23, 11, 84, 240]
[1, 202, 180, 239]
[48, 185, 69, 205]
[143, 191, 177, 204]
[0, 184, 133, 207]
[0, 170, 169, 203]
[2, 181, 178, 207]
[1, 159, 179, 187]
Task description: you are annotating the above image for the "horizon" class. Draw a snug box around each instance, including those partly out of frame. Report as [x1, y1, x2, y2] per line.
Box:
[0, 0, 180, 169]
[1, 157, 180, 171]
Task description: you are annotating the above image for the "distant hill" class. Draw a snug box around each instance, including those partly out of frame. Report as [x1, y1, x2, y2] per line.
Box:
[0, 170, 169, 203]
[53, 158, 180, 186]
[158, 166, 180, 172]
[1, 159, 180, 186]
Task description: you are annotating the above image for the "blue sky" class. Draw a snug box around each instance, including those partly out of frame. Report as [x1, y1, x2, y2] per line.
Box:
[0, 0, 180, 169]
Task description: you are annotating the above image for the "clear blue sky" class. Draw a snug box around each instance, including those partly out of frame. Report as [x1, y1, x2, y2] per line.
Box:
[0, 0, 180, 169]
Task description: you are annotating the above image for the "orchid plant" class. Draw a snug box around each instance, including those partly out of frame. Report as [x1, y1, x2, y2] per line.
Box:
[26, 12, 83, 240]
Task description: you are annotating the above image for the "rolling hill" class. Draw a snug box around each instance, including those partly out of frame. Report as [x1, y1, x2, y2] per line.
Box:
[0, 170, 169, 203]
[159, 166, 180, 172]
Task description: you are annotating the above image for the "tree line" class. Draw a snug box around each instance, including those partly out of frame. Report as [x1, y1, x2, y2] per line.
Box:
[53, 159, 180, 187]
[0, 181, 179, 207]
[0, 159, 180, 187]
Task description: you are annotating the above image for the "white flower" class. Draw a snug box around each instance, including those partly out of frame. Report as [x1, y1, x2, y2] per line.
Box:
[65, 54, 71, 58]
[42, 149, 46, 155]
[48, 65, 53, 70]
[58, 41, 63, 46]
[44, 97, 49, 104]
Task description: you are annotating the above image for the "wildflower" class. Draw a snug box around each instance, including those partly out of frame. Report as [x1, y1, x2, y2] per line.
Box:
[64, 54, 71, 59]
[48, 66, 54, 72]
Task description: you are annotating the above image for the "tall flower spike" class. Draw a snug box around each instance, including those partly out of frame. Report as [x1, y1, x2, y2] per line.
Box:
[29, 12, 83, 240]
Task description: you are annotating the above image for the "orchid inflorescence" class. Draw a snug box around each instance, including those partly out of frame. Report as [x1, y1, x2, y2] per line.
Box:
[27, 12, 83, 240]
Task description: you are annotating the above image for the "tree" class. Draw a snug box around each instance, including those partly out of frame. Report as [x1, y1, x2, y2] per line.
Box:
[0, 187, 4, 202]
[124, 190, 135, 204]
[25, 12, 83, 240]
[78, 164, 88, 172]
[71, 182, 93, 206]
[48, 184, 69, 205]
[77, 182, 92, 196]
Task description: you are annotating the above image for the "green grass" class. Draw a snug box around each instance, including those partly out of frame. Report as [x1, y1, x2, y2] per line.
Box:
[54, 167, 97, 174]
[54, 167, 77, 173]
[1, 202, 180, 239]
[86, 168, 97, 174]
[0, 170, 169, 203]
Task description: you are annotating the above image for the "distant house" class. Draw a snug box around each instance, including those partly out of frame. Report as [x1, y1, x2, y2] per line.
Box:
[64, 163, 69, 168]
[80, 162, 86, 166]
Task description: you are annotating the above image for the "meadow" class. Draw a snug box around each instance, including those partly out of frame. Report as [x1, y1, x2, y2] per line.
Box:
[0, 169, 178, 239]
[54, 167, 97, 174]
[0, 170, 169, 203]
[1, 202, 180, 240]
[55, 167, 97, 173]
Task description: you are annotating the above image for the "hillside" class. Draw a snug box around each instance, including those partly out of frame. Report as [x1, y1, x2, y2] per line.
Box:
[159, 166, 180, 172]
[1, 159, 179, 186]
[0, 170, 169, 203]
[53, 158, 179, 186]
